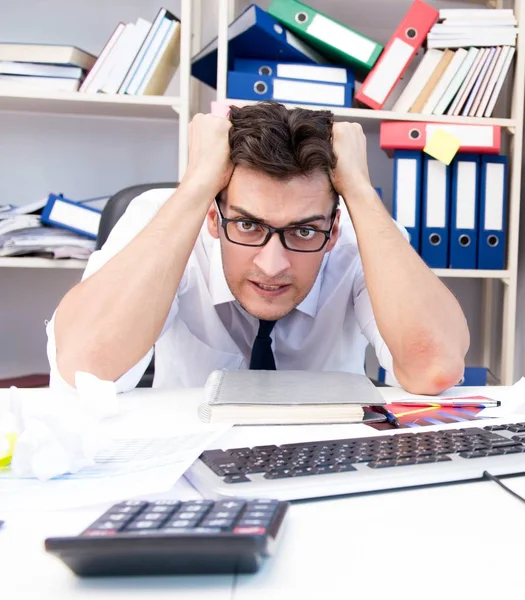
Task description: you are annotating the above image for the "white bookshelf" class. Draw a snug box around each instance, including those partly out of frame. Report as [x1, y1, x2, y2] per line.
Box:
[214, 0, 525, 384]
[0, 255, 511, 281]
[0, 0, 193, 270]
[0, 257, 88, 269]
[0, 91, 181, 120]
[223, 99, 517, 130]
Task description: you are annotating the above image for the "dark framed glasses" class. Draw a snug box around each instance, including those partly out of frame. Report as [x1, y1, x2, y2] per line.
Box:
[215, 201, 336, 253]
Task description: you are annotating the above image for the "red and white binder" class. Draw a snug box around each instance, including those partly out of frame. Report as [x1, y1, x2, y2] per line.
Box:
[355, 0, 439, 110]
[379, 121, 501, 154]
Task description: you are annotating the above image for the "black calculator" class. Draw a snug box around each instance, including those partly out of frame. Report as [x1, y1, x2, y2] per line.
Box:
[45, 497, 289, 576]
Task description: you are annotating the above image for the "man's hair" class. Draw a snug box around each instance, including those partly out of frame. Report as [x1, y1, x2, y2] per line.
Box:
[228, 102, 337, 201]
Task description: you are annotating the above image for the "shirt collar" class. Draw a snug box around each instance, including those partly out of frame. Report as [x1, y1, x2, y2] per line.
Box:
[209, 238, 235, 306]
[209, 238, 326, 318]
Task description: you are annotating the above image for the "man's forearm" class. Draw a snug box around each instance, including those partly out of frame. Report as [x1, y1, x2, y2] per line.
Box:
[54, 178, 214, 386]
[345, 185, 469, 394]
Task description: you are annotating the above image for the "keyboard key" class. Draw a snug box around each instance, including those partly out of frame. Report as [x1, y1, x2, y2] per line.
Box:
[117, 500, 148, 508]
[245, 503, 278, 516]
[149, 505, 178, 514]
[104, 513, 131, 522]
[312, 465, 337, 474]
[182, 500, 214, 508]
[215, 500, 247, 511]
[233, 526, 267, 535]
[243, 511, 273, 520]
[138, 513, 166, 522]
[368, 460, 396, 469]
[178, 512, 201, 520]
[126, 520, 160, 531]
[200, 518, 235, 529]
[109, 506, 142, 515]
[485, 448, 506, 457]
[291, 467, 316, 477]
[459, 451, 488, 459]
[264, 470, 293, 479]
[89, 520, 126, 531]
[505, 425, 525, 433]
[223, 474, 251, 484]
[181, 505, 210, 513]
[168, 519, 199, 528]
[335, 463, 357, 473]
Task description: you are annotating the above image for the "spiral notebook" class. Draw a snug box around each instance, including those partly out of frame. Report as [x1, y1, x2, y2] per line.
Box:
[198, 370, 387, 425]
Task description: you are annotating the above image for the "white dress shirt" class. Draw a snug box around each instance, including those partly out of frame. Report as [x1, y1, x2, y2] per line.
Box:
[47, 188, 398, 391]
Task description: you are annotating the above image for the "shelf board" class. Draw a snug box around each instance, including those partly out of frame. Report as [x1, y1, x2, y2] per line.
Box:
[0, 257, 509, 279]
[432, 269, 510, 279]
[0, 257, 87, 269]
[0, 91, 181, 120]
[224, 99, 515, 130]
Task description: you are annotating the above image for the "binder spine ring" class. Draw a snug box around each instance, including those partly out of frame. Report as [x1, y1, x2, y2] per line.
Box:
[254, 81, 268, 94]
[405, 27, 417, 39]
[459, 234, 471, 247]
[259, 66, 272, 76]
[430, 233, 441, 246]
[488, 235, 499, 247]
[295, 11, 309, 24]
[409, 129, 421, 140]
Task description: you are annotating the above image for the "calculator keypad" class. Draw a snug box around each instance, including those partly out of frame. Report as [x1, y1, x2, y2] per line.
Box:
[82, 498, 280, 537]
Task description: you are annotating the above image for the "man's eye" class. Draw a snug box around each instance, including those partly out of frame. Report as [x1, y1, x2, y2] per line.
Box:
[292, 227, 316, 239]
[235, 221, 259, 232]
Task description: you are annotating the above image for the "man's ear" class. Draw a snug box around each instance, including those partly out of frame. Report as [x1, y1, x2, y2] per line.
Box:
[207, 203, 220, 239]
[326, 208, 341, 252]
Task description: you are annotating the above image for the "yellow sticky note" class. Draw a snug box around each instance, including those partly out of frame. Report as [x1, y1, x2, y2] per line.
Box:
[0, 432, 17, 467]
[423, 129, 461, 165]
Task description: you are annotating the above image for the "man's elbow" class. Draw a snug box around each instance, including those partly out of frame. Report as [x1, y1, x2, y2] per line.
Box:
[56, 347, 115, 388]
[395, 355, 466, 396]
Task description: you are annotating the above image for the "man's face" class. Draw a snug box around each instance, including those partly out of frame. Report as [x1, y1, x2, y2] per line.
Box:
[207, 166, 340, 321]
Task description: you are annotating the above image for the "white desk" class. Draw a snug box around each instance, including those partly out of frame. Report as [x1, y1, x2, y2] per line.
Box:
[2, 386, 525, 600]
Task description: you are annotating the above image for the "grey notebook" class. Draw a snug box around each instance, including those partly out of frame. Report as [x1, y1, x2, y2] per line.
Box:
[198, 369, 386, 425]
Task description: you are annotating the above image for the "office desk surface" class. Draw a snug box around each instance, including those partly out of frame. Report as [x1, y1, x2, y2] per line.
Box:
[1, 386, 525, 600]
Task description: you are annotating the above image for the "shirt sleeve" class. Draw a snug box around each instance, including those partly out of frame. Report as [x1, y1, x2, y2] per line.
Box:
[351, 221, 409, 386]
[47, 188, 183, 393]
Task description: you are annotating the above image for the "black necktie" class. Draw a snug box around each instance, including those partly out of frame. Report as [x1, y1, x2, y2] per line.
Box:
[249, 320, 277, 370]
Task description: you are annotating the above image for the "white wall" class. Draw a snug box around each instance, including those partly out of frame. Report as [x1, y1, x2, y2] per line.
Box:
[0, 0, 519, 381]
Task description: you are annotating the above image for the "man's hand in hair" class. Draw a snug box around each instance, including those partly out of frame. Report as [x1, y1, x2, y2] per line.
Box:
[184, 113, 234, 198]
[330, 122, 373, 202]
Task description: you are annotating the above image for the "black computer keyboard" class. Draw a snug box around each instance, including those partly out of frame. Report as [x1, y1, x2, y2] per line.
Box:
[45, 498, 289, 576]
[185, 421, 525, 500]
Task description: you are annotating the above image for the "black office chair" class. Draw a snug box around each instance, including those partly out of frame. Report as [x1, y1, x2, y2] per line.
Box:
[96, 182, 178, 387]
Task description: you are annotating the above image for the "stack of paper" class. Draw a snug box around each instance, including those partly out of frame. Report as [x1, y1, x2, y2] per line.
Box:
[0, 225, 95, 259]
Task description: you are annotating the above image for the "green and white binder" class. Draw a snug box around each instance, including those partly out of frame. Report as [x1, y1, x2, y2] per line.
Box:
[268, 0, 383, 73]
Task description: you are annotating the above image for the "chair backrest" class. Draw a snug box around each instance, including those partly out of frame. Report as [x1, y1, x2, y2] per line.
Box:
[96, 182, 178, 250]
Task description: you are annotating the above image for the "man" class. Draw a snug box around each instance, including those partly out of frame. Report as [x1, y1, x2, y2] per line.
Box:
[48, 101, 469, 394]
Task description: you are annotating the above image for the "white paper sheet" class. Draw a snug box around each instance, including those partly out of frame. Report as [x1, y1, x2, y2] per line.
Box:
[0, 425, 230, 511]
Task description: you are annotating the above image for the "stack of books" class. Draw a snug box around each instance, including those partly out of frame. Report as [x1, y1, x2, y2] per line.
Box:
[80, 7, 181, 96]
[0, 6, 180, 97]
[356, 4, 516, 117]
[0, 45, 96, 92]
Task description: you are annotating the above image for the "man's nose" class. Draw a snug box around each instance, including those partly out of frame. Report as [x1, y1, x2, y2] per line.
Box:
[252, 233, 291, 278]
